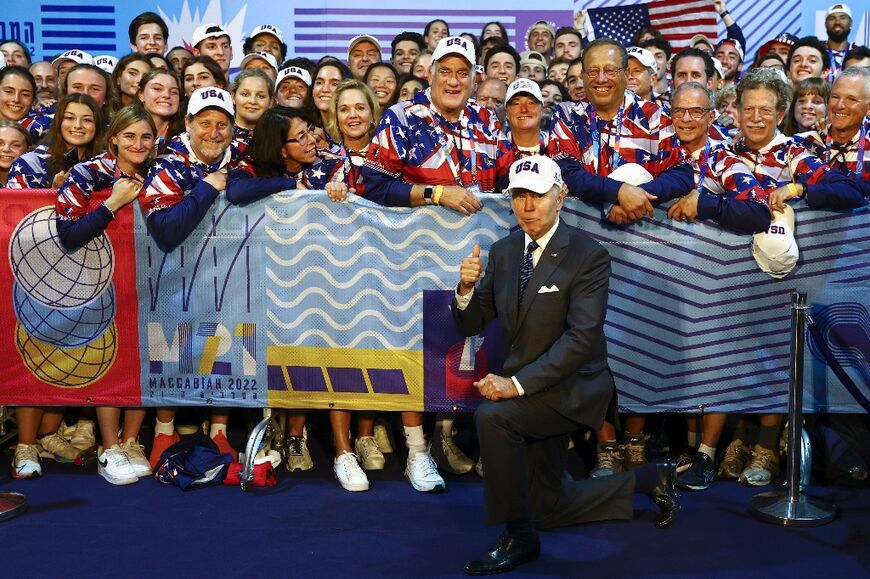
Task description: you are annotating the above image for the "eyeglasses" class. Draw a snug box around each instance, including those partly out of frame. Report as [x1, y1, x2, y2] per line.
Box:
[671, 107, 712, 120]
[285, 125, 314, 145]
[582, 67, 624, 80]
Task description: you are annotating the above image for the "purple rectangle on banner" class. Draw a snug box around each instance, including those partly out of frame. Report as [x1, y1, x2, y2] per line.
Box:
[368, 369, 408, 395]
[286, 366, 328, 392]
[328, 368, 368, 393]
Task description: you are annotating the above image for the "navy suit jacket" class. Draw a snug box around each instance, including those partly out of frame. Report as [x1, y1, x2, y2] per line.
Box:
[452, 220, 616, 429]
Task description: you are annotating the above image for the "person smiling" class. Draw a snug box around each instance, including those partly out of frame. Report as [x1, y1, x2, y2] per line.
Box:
[191, 23, 233, 81]
[230, 68, 274, 154]
[363, 62, 399, 110]
[111, 53, 153, 110]
[786, 36, 831, 87]
[782, 77, 830, 136]
[0, 120, 31, 186]
[136, 67, 184, 150]
[548, 38, 693, 227]
[55, 105, 159, 484]
[502, 78, 547, 161]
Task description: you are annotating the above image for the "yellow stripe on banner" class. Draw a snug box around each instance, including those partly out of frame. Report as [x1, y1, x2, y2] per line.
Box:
[266, 346, 424, 411]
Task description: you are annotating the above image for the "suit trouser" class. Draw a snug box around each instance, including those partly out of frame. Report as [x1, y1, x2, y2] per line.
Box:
[475, 396, 635, 528]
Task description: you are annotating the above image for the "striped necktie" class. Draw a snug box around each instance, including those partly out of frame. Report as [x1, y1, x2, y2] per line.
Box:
[518, 240, 539, 307]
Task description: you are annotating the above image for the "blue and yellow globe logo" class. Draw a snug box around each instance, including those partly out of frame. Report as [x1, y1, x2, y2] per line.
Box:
[8, 207, 118, 387]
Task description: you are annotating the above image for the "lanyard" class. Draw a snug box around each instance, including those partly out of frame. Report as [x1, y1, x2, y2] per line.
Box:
[337, 144, 366, 188]
[696, 139, 711, 190]
[430, 110, 477, 187]
[589, 103, 624, 175]
[825, 124, 867, 181]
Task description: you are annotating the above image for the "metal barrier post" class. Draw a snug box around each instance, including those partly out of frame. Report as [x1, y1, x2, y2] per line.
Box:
[749, 292, 837, 526]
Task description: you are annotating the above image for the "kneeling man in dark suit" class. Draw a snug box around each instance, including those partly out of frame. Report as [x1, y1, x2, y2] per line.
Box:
[453, 156, 679, 575]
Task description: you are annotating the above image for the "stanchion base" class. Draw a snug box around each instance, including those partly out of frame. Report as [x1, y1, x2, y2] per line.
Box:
[749, 491, 836, 527]
[0, 492, 26, 522]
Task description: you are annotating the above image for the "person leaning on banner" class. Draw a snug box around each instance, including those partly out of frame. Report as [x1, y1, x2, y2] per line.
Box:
[792, 66, 870, 195]
[547, 38, 693, 227]
[670, 48, 732, 141]
[452, 155, 679, 575]
[668, 82, 772, 233]
[55, 105, 160, 485]
[362, 35, 511, 214]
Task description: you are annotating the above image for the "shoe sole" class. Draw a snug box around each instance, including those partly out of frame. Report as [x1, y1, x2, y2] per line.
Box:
[444, 464, 475, 475]
[286, 462, 314, 472]
[360, 459, 385, 471]
[98, 470, 139, 485]
[676, 481, 711, 491]
[404, 473, 446, 493]
[37, 451, 78, 463]
[337, 478, 370, 492]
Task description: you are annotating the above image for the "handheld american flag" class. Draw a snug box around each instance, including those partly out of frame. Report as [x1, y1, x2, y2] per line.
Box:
[584, 0, 718, 51]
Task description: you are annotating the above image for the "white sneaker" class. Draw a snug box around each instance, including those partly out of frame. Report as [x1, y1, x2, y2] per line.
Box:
[97, 446, 138, 485]
[373, 422, 394, 453]
[405, 451, 446, 492]
[286, 427, 314, 472]
[121, 438, 152, 477]
[354, 436, 385, 470]
[66, 419, 96, 451]
[38, 432, 82, 463]
[334, 451, 369, 492]
[12, 444, 42, 479]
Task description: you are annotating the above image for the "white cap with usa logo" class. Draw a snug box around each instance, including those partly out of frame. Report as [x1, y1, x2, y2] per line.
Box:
[187, 87, 235, 118]
[506, 155, 563, 195]
[432, 36, 476, 67]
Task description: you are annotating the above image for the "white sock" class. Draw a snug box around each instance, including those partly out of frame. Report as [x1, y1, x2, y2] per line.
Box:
[155, 419, 174, 436]
[687, 431, 701, 449]
[404, 425, 427, 458]
[698, 443, 716, 460]
[209, 423, 227, 438]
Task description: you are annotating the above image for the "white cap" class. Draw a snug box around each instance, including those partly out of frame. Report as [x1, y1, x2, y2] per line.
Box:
[51, 49, 94, 68]
[752, 204, 799, 278]
[93, 55, 118, 73]
[240, 51, 278, 72]
[187, 87, 235, 118]
[690, 34, 714, 51]
[192, 23, 230, 48]
[276, 66, 312, 87]
[519, 50, 547, 68]
[607, 163, 654, 186]
[348, 34, 381, 59]
[248, 24, 284, 42]
[506, 78, 544, 104]
[826, 3, 852, 18]
[627, 46, 657, 71]
[506, 155, 563, 194]
[711, 57, 726, 79]
[432, 36, 476, 67]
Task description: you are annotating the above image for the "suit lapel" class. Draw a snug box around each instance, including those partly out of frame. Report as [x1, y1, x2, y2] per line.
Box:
[517, 222, 569, 329]
[504, 233, 525, 330]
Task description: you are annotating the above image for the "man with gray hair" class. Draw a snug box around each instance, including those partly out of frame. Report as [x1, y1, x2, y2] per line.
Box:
[453, 155, 679, 574]
[794, 66, 870, 189]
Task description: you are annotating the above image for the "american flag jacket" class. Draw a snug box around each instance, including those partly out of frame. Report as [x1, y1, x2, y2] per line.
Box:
[683, 139, 770, 233]
[226, 151, 341, 205]
[793, 116, 869, 196]
[140, 133, 244, 252]
[548, 90, 692, 206]
[362, 88, 511, 206]
[729, 131, 865, 210]
[6, 144, 53, 189]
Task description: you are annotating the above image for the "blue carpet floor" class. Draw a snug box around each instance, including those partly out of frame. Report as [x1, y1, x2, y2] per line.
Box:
[2, 437, 868, 578]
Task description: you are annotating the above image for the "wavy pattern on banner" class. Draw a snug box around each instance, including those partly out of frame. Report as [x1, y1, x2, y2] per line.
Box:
[264, 195, 511, 350]
[561, 203, 869, 413]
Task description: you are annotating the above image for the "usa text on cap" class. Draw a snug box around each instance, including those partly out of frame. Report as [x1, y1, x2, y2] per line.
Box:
[51, 49, 94, 68]
[627, 46, 657, 70]
[432, 36, 476, 66]
[94, 55, 118, 73]
[249, 24, 283, 42]
[277, 66, 312, 87]
[505, 78, 544, 104]
[506, 155, 563, 194]
[187, 87, 235, 118]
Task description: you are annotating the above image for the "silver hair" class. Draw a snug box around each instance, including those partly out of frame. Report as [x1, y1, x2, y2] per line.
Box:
[671, 81, 715, 108]
[836, 66, 870, 101]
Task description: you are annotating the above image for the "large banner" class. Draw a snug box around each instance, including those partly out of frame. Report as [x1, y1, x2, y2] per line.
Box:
[0, 189, 867, 413]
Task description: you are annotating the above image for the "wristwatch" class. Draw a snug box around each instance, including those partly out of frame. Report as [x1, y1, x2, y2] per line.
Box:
[423, 186, 434, 204]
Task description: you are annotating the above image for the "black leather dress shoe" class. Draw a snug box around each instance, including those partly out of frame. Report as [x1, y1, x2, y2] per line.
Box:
[464, 531, 540, 575]
[651, 459, 680, 528]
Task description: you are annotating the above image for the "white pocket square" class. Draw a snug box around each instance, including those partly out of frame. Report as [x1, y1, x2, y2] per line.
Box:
[538, 285, 559, 294]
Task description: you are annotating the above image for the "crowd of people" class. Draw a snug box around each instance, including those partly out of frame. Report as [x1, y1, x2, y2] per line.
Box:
[1, 3, 868, 509]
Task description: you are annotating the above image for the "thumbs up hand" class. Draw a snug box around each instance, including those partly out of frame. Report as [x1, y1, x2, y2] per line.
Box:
[459, 243, 483, 295]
